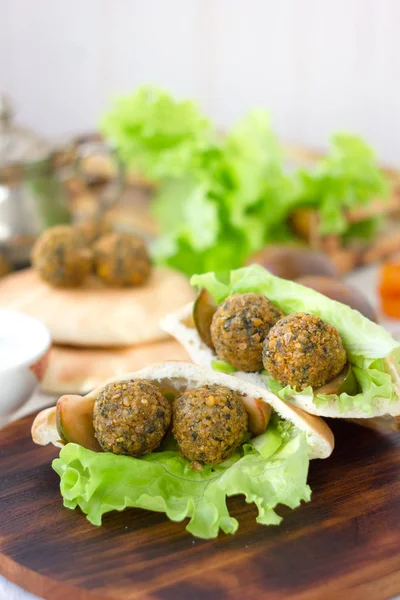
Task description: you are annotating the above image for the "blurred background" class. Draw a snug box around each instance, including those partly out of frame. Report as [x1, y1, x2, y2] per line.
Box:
[3, 0, 400, 410]
[2, 0, 400, 164]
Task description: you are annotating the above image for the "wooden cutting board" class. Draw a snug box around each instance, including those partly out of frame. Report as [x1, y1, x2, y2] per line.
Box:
[1, 414, 400, 600]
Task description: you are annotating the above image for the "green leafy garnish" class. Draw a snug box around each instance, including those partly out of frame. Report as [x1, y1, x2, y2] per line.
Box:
[263, 360, 395, 416]
[52, 417, 311, 539]
[100, 86, 212, 181]
[211, 359, 238, 374]
[294, 133, 389, 236]
[101, 87, 389, 276]
[150, 110, 295, 275]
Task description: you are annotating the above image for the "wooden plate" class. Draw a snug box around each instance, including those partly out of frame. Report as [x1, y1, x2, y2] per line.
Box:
[1, 414, 400, 600]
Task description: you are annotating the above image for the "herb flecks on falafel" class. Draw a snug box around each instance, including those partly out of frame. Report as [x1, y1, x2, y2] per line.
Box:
[173, 385, 248, 466]
[93, 379, 171, 456]
[263, 312, 347, 390]
[210, 293, 284, 372]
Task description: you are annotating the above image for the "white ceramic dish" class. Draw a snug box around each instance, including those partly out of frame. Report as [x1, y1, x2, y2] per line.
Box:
[0, 309, 51, 426]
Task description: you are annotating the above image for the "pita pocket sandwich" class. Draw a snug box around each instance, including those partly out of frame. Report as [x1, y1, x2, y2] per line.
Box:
[32, 361, 333, 539]
[162, 265, 400, 422]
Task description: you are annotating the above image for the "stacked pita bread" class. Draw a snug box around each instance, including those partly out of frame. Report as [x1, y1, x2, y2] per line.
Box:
[0, 268, 193, 394]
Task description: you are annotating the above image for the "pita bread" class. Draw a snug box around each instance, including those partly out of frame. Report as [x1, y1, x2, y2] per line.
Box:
[41, 340, 190, 395]
[0, 268, 194, 347]
[32, 360, 334, 460]
[162, 303, 400, 420]
[31, 407, 63, 449]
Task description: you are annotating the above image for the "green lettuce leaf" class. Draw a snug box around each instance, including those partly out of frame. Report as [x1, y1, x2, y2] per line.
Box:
[192, 265, 400, 414]
[221, 110, 296, 250]
[294, 133, 389, 236]
[343, 216, 384, 242]
[151, 179, 219, 256]
[52, 417, 311, 539]
[264, 359, 396, 416]
[100, 86, 212, 181]
[148, 106, 295, 275]
[101, 86, 389, 276]
[211, 359, 238, 374]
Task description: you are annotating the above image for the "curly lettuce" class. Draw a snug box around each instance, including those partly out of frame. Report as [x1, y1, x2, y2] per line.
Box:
[294, 133, 389, 237]
[52, 416, 311, 539]
[100, 86, 212, 181]
[150, 110, 295, 275]
[191, 265, 400, 414]
[264, 359, 395, 416]
[101, 87, 295, 275]
[101, 87, 389, 276]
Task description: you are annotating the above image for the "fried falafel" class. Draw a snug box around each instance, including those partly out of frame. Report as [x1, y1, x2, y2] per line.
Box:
[31, 225, 92, 287]
[173, 385, 248, 466]
[210, 293, 284, 372]
[93, 232, 151, 287]
[93, 379, 171, 456]
[263, 312, 347, 390]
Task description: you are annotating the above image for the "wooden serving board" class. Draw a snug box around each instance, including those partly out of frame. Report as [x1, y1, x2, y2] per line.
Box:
[1, 415, 400, 600]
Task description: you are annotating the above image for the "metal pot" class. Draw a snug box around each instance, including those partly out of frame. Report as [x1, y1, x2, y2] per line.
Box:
[0, 96, 123, 268]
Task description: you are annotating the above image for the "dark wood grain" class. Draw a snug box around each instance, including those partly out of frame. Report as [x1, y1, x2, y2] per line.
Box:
[1, 414, 400, 600]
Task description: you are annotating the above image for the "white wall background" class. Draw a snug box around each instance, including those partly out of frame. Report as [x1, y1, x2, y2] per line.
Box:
[1, 0, 399, 164]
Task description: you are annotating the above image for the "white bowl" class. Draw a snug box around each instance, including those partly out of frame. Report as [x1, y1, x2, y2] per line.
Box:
[0, 309, 51, 425]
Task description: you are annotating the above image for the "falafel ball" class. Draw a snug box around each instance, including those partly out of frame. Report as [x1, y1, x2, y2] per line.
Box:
[93, 232, 151, 287]
[31, 225, 92, 287]
[262, 312, 347, 390]
[75, 218, 113, 244]
[210, 293, 284, 372]
[173, 385, 248, 466]
[93, 379, 171, 456]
